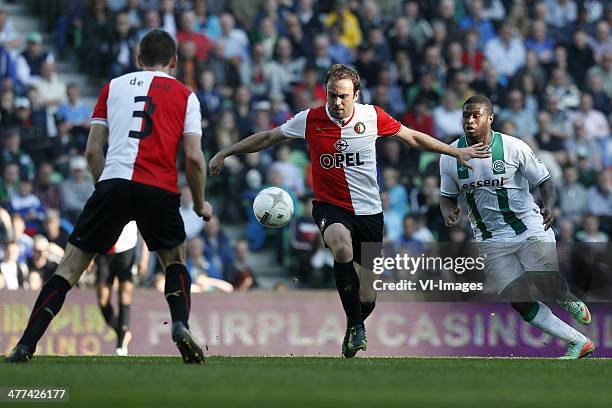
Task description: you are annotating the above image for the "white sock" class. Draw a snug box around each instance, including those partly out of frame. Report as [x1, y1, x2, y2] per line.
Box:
[528, 302, 587, 343]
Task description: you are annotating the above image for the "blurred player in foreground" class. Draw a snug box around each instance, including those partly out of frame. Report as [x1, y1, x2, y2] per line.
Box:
[6, 29, 212, 364]
[209, 64, 489, 357]
[440, 95, 593, 359]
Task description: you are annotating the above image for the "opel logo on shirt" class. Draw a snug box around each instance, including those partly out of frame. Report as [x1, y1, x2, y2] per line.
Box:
[334, 139, 349, 152]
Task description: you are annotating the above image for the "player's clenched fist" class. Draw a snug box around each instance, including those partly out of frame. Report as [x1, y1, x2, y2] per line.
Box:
[194, 201, 213, 221]
[444, 207, 461, 227]
[208, 154, 225, 176]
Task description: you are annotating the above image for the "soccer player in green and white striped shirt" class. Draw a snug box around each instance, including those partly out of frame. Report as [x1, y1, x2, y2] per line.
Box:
[440, 95, 594, 359]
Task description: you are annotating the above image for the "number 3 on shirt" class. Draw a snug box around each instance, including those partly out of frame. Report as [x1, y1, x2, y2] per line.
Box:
[129, 96, 156, 139]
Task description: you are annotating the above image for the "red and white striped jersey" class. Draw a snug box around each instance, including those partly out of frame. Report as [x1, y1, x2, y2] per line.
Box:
[91, 71, 202, 193]
[280, 103, 401, 215]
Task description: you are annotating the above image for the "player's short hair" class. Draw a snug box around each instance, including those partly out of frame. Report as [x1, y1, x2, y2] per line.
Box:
[325, 64, 360, 95]
[139, 29, 176, 67]
[463, 95, 494, 115]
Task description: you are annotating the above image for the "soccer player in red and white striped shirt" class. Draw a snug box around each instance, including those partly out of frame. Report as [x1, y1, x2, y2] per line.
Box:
[210, 64, 489, 357]
[7, 30, 211, 364]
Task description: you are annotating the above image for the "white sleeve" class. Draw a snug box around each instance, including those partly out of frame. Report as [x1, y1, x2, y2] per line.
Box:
[439, 155, 460, 198]
[517, 141, 550, 186]
[183, 93, 202, 135]
[440, 154, 459, 198]
[279, 109, 309, 139]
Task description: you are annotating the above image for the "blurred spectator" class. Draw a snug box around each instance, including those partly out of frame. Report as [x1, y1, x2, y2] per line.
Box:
[472, 64, 507, 108]
[324, 0, 362, 50]
[194, 0, 221, 40]
[179, 185, 205, 240]
[543, 93, 573, 150]
[177, 10, 211, 62]
[572, 93, 610, 139]
[225, 239, 257, 287]
[309, 34, 334, 83]
[0, 9, 22, 51]
[176, 40, 204, 91]
[284, 12, 311, 58]
[484, 21, 526, 79]
[459, 0, 496, 46]
[270, 145, 305, 197]
[398, 214, 425, 255]
[202, 215, 234, 280]
[0, 43, 15, 85]
[218, 12, 249, 62]
[461, 29, 485, 79]
[402, 97, 434, 138]
[567, 29, 596, 89]
[383, 167, 408, 219]
[576, 213, 608, 242]
[160, 0, 178, 39]
[589, 21, 612, 63]
[15, 31, 54, 88]
[232, 270, 256, 291]
[587, 74, 611, 114]
[11, 213, 33, 263]
[267, 36, 305, 97]
[291, 64, 325, 110]
[402, 1, 433, 51]
[56, 83, 91, 146]
[432, 91, 463, 142]
[60, 156, 94, 223]
[0, 163, 20, 205]
[587, 170, 612, 217]
[42, 209, 69, 251]
[586, 51, 612, 98]
[328, 24, 352, 65]
[0, 241, 28, 290]
[406, 72, 442, 111]
[557, 165, 588, 223]
[122, 0, 143, 29]
[186, 236, 208, 278]
[137, 10, 161, 42]
[33, 162, 61, 211]
[497, 89, 537, 139]
[545, 0, 577, 33]
[204, 40, 241, 98]
[525, 19, 555, 64]
[34, 61, 67, 114]
[196, 70, 222, 123]
[26, 234, 58, 283]
[1, 128, 35, 181]
[108, 11, 138, 78]
[290, 196, 320, 284]
[8, 180, 45, 229]
[82, 0, 115, 79]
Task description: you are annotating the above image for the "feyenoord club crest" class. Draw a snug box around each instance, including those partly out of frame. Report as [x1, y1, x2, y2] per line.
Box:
[493, 160, 505, 173]
[334, 139, 349, 151]
[354, 122, 366, 134]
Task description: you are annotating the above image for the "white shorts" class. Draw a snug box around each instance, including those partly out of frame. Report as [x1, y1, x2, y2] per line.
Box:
[479, 228, 559, 294]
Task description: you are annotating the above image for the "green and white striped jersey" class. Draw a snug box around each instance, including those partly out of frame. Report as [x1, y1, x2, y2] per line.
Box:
[440, 131, 551, 242]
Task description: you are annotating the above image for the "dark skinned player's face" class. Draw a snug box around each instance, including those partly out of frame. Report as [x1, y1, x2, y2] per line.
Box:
[462, 104, 493, 141]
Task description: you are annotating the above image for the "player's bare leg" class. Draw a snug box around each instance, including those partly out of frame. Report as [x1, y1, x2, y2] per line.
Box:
[324, 224, 366, 358]
[115, 281, 134, 356]
[5, 244, 95, 363]
[158, 243, 204, 364]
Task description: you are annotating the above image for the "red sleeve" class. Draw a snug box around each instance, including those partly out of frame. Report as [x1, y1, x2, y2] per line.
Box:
[374, 105, 401, 137]
[92, 82, 110, 123]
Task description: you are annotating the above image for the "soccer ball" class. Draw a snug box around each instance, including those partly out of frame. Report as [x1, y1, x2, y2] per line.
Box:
[253, 187, 294, 228]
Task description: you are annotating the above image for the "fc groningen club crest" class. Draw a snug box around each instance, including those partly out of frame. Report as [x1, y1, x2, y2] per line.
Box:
[493, 160, 505, 173]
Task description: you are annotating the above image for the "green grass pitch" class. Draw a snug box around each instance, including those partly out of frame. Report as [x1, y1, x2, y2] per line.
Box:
[1, 356, 611, 407]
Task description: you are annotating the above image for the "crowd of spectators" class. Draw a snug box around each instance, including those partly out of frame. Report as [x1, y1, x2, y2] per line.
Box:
[1, 0, 611, 291]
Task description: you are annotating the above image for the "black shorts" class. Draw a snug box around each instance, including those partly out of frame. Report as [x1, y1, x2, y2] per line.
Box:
[69, 179, 185, 253]
[95, 248, 135, 285]
[312, 201, 383, 268]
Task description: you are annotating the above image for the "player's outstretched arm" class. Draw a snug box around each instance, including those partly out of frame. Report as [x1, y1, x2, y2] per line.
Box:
[394, 126, 490, 170]
[209, 127, 288, 176]
[85, 124, 109, 183]
[184, 132, 213, 221]
[440, 196, 461, 228]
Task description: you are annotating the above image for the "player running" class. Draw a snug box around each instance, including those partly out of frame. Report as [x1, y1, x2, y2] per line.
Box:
[440, 95, 593, 359]
[6, 29, 212, 364]
[209, 64, 489, 358]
